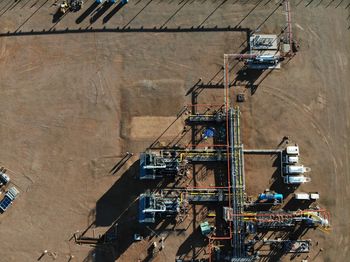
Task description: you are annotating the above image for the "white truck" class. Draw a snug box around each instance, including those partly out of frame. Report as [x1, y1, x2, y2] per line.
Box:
[284, 165, 311, 175]
[0, 187, 19, 213]
[284, 175, 311, 184]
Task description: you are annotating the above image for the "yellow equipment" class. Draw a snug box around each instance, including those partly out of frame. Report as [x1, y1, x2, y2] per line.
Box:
[60, 1, 69, 14]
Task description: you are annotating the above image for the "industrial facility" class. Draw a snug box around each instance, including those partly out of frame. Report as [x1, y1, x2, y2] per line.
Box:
[1, 0, 348, 261]
[135, 54, 330, 261]
[132, 3, 330, 260]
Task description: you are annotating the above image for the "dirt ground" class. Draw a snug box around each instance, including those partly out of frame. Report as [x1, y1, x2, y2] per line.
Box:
[0, 0, 349, 261]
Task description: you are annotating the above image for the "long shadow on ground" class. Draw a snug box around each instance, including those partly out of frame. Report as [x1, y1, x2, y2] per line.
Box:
[81, 159, 177, 261]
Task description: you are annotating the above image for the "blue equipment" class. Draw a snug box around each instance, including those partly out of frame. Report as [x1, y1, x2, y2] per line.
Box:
[258, 193, 283, 202]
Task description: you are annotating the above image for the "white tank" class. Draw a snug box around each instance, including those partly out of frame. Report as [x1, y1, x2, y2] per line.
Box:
[294, 193, 310, 200]
[284, 175, 311, 184]
[285, 165, 311, 174]
[310, 192, 320, 200]
[286, 145, 299, 155]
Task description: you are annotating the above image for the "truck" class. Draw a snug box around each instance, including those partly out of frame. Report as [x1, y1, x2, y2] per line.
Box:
[0, 187, 19, 213]
[286, 145, 299, 155]
[284, 165, 311, 175]
[284, 175, 311, 185]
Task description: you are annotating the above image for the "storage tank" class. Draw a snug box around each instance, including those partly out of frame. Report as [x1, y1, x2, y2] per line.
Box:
[283, 155, 299, 164]
[284, 175, 311, 184]
[286, 145, 299, 155]
[294, 193, 310, 200]
[258, 193, 283, 201]
[284, 165, 311, 174]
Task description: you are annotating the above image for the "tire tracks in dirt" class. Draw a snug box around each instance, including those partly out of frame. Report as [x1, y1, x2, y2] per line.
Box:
[261, 85, 338, 174]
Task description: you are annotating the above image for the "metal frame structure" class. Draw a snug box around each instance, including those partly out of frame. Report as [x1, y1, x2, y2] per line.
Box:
[136, 4, 326, 258]
[137, 52, 330, 261]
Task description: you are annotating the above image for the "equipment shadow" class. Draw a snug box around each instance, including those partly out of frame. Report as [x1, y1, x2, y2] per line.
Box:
[81, 159, 166, 261]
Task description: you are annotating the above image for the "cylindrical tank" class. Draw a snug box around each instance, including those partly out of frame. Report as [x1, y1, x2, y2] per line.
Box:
[258, 193, 283, 201]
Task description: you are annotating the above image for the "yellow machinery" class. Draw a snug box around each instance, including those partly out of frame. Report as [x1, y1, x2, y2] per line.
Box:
[60, 1, 69, 14]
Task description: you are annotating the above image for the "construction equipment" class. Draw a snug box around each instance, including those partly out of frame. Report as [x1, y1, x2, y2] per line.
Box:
[59, 0, 83, 14]
[59, 1, 70, 14]
[70, 0, 83, 12]
[0, 167, 10, 187]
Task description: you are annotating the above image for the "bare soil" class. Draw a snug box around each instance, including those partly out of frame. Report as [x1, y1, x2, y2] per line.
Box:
[0, 0, 349, 261]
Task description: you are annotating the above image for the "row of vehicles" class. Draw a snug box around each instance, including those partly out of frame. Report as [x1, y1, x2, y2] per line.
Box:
[0, 168, 19, 213]
[59, 0, 129, 14]
[282, 145, 311, 184]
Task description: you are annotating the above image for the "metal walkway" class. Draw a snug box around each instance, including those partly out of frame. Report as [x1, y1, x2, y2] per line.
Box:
[229, 107, 246, 258]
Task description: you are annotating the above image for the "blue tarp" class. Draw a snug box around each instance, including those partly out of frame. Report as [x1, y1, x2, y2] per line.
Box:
[203, 128, 215, 138]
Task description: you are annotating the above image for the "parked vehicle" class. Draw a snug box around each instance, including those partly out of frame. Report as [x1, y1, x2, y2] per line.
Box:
[0, 187, 19, 213]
